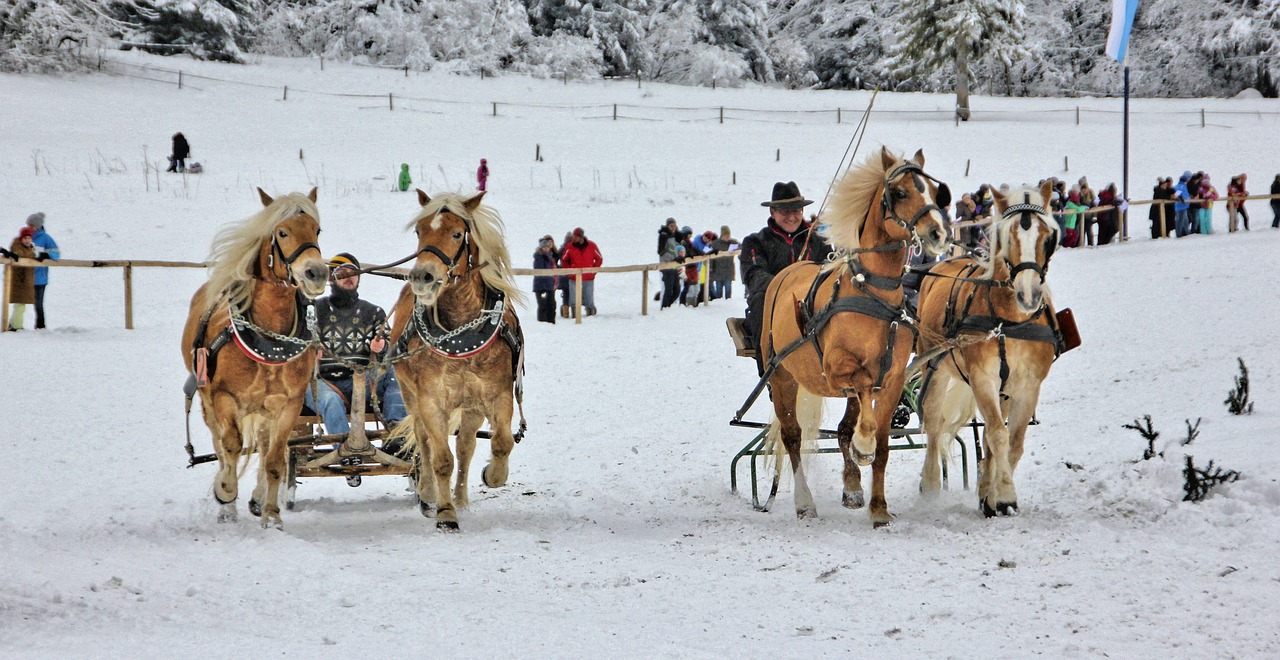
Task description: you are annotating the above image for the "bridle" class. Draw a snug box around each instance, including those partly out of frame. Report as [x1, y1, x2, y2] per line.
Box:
[881, 162, 950, 235]
[266, 216, 321, 287]
[999, 195, 1054, 285]
[359, 206, 474, 284]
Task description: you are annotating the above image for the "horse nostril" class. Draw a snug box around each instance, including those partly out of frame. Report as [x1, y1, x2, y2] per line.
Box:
[306, 266, 325, 281]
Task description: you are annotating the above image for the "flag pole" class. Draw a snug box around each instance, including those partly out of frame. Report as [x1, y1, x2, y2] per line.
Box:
[1122, 57, 1130, 240]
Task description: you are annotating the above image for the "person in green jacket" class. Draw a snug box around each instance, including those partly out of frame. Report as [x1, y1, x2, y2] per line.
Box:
[1063, 191, 1087, 247]
[398, 163, 411, 192]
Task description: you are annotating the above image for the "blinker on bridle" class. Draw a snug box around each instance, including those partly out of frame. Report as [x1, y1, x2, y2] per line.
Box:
[416, 206, 473, 283]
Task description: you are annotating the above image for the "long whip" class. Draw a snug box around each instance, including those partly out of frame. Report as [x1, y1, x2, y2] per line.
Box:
[802, 87, 880, 258]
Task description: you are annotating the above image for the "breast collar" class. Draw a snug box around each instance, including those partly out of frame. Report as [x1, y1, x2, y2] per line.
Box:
[227, 291, 316, 364]
[408, 287, 508, 358]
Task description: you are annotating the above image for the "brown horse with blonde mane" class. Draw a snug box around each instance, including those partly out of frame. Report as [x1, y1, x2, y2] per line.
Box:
[915, 181, 1062, 517]
[388, 190, 525, 532]
[762, 148, 951, 527]
[182, 188, 328, 527]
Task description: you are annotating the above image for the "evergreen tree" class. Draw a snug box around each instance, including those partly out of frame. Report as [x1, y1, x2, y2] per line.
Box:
[887, 0, 1029, 118]
[698, 0, 772, 81]
[1, 0, 144, 71]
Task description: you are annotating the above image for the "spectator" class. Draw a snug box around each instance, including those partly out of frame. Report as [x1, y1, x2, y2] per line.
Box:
[1150, 177, 1174, 238]
[25, 212, 58, 329]
[1272, 174, 1280, 228]
[1062, 191, 1086, 247]
[4, 226, 36, 330]
[1186, 171, 1204, 234]
[1078, 177, 1097, 207]
[709, 225, 740, 300]
[1096, 183, 1120, 245]
[954, 192, 983, 250]
[691, 230, 717, 301]
[398, 163, 411, 192]
[677, 245, 701, 306]
[557, 231, 573, 317]
[1226, 174, 1249, 232]
[168, 132, 190, 173]
[532, 236, 559, 324]
[477, 158, 489, 191]
[1198, 175, 1218, 234]
[305, 253, 407, 447]
[559, 227, 603, 317]
[1079, 178, 1098, 246]
[656, 217, 680, 257]
[739, 181, 833, 373]
[1173, 171, 1193, 237]
[972, 184, 993, 217]
[659, 242, 681, 309]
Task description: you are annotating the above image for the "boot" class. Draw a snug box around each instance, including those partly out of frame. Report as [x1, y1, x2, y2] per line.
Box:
[560, 304, 569, 318]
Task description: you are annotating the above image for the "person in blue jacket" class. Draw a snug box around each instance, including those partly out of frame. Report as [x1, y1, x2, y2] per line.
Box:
[25, 212, 59, 329]
[1172, 172, 1193, 237]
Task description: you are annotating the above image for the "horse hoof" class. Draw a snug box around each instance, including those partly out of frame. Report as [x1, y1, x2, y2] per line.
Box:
[873, 520, 892, 529]
[981, 500, 997, 518]
[997, 502, 1020, 517]
[419, 500, 435, 518]
[796, 506, 818, 520]
[436, 520, 460, 533]
[842, 491, 865, 509]
[481, 463, 506, 488]
[248, 498, 262, 517]
[217, 504, 237, 523]
[285, 501, 295, 511]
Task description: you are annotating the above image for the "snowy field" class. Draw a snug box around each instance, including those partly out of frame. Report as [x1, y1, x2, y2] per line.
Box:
[2, 52, 1280, 657]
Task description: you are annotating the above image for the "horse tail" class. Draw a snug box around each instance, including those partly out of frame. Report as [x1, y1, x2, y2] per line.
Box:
[386, 414, 417, 457]
[765, 387, 824, 477]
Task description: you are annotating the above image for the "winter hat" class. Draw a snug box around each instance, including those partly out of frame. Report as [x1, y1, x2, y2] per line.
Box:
[720, 225, 731, 236]
[703, 231, 716, 242]
[1201, 174, 1210, 182]
[19, 226, 34, 239]
[572, 227, 585, 238]
[327, 252, 361, 274]
[538, 237, 552, 248]
[1180, 171, 1192, 182]
[681, 225, 692, 235]
[666, 217, 677, 226]
[675, 245, 686, 253]
[481, 158, 487, 164]
[1068, 191, 1080, 204]
[25, 212, 44, 228]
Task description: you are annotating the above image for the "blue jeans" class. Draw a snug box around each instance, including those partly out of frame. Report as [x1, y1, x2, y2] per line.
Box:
[1174, 209, 1190, 237]
[567, 280, 596, 313]
[304, 368, 407, 434]
[710, 279, 732, 300]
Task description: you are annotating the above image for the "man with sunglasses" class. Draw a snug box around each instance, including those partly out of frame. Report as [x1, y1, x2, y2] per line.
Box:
[305, 253, 407, 448]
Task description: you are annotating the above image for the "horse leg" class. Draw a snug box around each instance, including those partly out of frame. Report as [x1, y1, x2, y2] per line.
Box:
[836, 397, 864, 509]
[998, 380, 1042, 513]
[866, 386, 900, 527]
[453, 411, 484, 507]
[481, 392, 516, 489]
[849, 388, 879, 467]
[206, 394, 242, 522]
[972, 380, 1014, 517]
[417, 413, 459, 531]
[919, 369, 974, 496]
[771, 373, 815, 519]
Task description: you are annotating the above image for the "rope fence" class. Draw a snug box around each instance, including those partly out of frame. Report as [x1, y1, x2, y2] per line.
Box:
[83, 53, 1280, 127]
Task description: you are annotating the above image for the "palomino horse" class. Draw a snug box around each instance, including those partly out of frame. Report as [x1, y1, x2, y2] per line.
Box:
[181, 188, 327, 527]
[916, 181, 1062, 516]
[389, 190, 525, 532]
[761, 148, 951, 526]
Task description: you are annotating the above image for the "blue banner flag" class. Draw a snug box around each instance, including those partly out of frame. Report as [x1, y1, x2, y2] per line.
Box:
[1105, 0, 1140, 62]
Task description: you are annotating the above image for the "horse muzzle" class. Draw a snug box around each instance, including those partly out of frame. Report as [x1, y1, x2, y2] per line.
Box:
[1014, 284, 1044, 314]
[919, 217, 951, 257]
[409, 265, 444, 302]
[293, 258, 329, 299]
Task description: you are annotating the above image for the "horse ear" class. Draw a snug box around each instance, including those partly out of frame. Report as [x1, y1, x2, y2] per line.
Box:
[307, 187, 318, 203]
[257, 187, 274, 207]
[1039, 179, 1054, 205]
[463, 190, 486, 213]
[991, 185, 1008, 213]
[935, 183, 952, 210]
[417, 189, 431, 207]
[880, 146, 896, 171]
[912, 149, 926, 168]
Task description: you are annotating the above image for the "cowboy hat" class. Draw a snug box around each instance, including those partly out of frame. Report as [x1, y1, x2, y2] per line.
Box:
[761, 181, 814, 209]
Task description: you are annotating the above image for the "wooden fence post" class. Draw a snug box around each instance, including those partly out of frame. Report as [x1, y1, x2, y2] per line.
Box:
[404, 65, 409, 78]
[732, 171, 736, 185]
[1201, 109, 1206, 128]
[776, 148, 780, 162]
[965, 159, 971, 177]
[492, 101, 497, 116]
[389, 93, 394, 111]
[1075, 106, 1080, 125]
[837, 107, 841, 123]
[613, 104, 617, 121]
[641, 270, 649, 316]
[123, 264, 134, 330]
[1159, 201, 1168, 238]
[1064, 156, 1069, 171]
[719, 107, 724, 124]
[178, 70, 183, 89]
[283, 85, 288, 101]
[574, 272, 584, 324]
[1, 262, 9, 331]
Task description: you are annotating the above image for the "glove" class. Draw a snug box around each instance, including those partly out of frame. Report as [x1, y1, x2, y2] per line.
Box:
[0, 248, 12, 260]
[36, 253, 49, 262]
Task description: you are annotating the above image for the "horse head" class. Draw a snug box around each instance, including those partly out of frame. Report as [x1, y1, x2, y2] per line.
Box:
[992, 180, 1058, 314]
[407, 189, 484, 306]
[877, 148, 951, 257]
[256, 187, 327, 299]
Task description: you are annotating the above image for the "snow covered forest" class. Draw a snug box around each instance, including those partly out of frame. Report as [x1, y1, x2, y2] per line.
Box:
[1, 0, 1277, 97]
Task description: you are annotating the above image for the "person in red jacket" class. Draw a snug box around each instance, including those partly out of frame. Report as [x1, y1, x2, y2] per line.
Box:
[1227, 174, 1249, 232]
[559, 227, 603, 317]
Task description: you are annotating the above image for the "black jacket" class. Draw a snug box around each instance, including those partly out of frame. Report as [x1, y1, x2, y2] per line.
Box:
[315, 291, 387, 380]
[656, 225, 682, 256]
[739, 218, 833, 300]
[172, 134, 190, 159]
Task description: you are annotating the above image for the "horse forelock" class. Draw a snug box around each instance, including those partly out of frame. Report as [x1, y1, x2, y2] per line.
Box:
[203, 192, 320, 312]
[821, 150, 895, 251]
[408, 192, 526, 307]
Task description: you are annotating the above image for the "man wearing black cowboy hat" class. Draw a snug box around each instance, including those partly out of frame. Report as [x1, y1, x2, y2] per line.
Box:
[739, 181, 834, 373]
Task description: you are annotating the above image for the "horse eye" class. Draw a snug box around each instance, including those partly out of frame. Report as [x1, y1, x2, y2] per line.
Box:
[277, 230, 287, 238]
[892, 189, 908, 201]
[452, 231, 463, 240]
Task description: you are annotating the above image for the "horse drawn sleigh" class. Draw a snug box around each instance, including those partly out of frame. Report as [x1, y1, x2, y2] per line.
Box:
[183, 187, 525, 532]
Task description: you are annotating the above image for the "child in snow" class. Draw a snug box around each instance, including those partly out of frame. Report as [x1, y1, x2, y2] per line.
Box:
[398, 164, 411, 192]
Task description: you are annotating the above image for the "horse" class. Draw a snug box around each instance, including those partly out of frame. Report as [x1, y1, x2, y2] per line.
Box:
[761, 147, 952, 527]
[181, 188, 327, 528]
[915, 181, 1062, 517]
[388, 190, 525, 532]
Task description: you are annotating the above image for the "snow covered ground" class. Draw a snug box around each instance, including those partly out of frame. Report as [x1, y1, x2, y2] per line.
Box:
[2, 53, 1279, 657]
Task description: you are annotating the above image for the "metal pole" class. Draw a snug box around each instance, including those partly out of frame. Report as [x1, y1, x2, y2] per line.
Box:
[1122, 64, 1130, 240]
